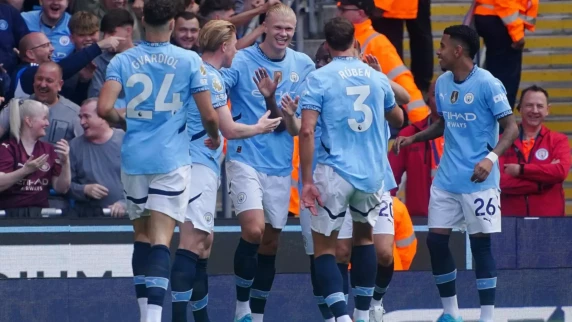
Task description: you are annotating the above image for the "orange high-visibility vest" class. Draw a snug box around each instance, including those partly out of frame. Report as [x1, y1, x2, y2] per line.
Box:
[474, 0, 538, 42]
[392, 197, 417, 270]
[348, 197, 417, 271]
[354, 19, 431, 123]
[289, 136, 300, 216]
[374, 0, 418, 19]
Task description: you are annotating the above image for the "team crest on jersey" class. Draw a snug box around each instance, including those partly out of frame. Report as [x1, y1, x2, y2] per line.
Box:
[464, 93, 474, 104]
[59, 36, 70, 46]
[274, 71, 283, 83]
[0, 20, 8, 31]
[200, 64, 207, 76]
[450, 91, 459, 104]
[39, 162, 50, 172]
[212, 77, 224, 92]
[237, 192, 247, 204]
[290, 72, 299, 83]
[204, 212, 213, 224]
[535, 148, 549, 161]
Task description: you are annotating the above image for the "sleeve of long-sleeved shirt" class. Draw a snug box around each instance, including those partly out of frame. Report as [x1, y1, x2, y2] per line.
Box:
[88, 63, 106, 98]
[499, 151, 543, 195]
[19, 43, 102, 96]
[494, 0, 525, 42]
[68, 138, 89, 202]
[11, 6, 30, 42]
[520, 133, 571, 184]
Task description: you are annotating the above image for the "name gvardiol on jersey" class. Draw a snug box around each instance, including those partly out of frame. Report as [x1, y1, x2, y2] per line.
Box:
[131, 54, 179, 70]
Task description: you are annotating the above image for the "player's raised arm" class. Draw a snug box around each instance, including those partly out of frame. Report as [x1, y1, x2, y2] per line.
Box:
[199, 20, 282, 140]
[97, 56, 125, 128]
[363, 54, 411, 106]
[252, 67, 288, 133]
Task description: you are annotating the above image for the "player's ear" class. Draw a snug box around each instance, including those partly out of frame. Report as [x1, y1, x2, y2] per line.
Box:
[221, 41, 227, 53]
[126, 26, 133, 37]
[168, 19, 175, 32]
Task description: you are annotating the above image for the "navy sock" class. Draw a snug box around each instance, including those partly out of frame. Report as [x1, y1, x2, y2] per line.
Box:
[146, 245, 171, 307]
[427, 233, 457, 298]
[234, 238, 260, 302]
[132, 242, 151, 299]
[171, 249, 199, 322]
[373, 261, 394, 301]
[314, 254, 348, 318]
[350, 245, 377, 311]
[337, 263, 349, 303]
[191, 258, 210, 322]
[310, 255, 334, 320]
[250, 254, 276, 314]
[470, 236, 497, 306]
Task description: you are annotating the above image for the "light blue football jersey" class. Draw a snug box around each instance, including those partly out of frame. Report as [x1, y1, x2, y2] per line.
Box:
[187, 62, 227, 175]
[21, 10, 74, 61]
[105, 41, 209, 175]
[433, 66, 512, 194]
[220, 44, 315, 176]
[300, 57, 396, 193]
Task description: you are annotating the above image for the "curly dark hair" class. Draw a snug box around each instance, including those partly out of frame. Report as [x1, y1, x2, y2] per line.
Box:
[443, 25, 480, 60]
[143, 0, 179, 27]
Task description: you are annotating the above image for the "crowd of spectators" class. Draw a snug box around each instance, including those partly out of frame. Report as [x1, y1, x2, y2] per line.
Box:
[0, 0, 568, 218]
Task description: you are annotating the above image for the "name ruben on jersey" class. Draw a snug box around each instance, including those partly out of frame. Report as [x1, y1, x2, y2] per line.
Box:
[338, 67, 372, 79]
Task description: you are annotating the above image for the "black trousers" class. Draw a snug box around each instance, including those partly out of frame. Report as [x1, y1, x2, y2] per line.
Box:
[371, 0, 434, 93]
[475, 14, 523, 110]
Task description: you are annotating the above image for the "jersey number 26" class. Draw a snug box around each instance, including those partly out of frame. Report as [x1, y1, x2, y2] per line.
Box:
[126, 73, 182, 119]
[347, 85, 373, 132]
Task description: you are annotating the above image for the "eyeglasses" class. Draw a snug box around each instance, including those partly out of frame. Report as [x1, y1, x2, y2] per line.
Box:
[29, 42, 52, 51]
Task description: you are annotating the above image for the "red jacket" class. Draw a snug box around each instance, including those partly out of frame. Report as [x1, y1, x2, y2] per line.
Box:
[499, 125, 570, 217]
[388, 117, 437, 217]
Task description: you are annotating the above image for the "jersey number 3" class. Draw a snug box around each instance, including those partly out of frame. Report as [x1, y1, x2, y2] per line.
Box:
[126, 73, 182, 119]
[347, 85, 373, 132]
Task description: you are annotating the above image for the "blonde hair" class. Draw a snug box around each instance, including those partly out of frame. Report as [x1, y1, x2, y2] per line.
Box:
[199, 19, 236, 53]
[8, 99, 49, 142]
[68, 11, 100, 36]
[266, 3, 296, 20]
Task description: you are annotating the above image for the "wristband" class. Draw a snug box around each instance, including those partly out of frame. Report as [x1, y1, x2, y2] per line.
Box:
[485, 152, 498, 164]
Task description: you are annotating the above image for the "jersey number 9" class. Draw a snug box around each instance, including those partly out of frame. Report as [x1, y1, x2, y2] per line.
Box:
[347, 85, 373, 132]
[126, 73, 182, 119]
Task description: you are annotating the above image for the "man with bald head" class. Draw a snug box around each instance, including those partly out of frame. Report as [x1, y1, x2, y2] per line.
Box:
[0, 62, 83, 143]
[6, 31, 123, 104]
[21, 0, 74, 62]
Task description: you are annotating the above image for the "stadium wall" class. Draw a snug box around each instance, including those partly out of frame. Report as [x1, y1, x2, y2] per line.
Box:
[0, 270, 571, 322]
[0, 217, 571, 321]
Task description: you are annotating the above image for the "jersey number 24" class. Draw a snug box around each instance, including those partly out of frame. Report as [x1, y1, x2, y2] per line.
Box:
[125, 73, 182, 119]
